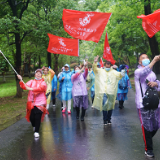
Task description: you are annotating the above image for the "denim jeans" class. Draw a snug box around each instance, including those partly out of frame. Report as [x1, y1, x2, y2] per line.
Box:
[102, 94, 113, 121]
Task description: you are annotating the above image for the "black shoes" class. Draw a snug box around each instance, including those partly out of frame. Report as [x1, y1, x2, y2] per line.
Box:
[145, 150, 154, 158]
[108, 120, 112, 124]
[119, 106, 124, 109]
[104, 121, 107, 125]
[104, 120, 111, 125]
[76, 116, 79, 120]
[81, 117, 84, 121]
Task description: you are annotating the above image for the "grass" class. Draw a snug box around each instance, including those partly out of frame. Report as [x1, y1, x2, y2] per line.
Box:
[0, 77, 31, 98]
[0, 77, 32, 131]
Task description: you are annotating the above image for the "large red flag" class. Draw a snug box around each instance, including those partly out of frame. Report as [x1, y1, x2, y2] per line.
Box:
[47, 33, 79, 57]
[137, 9, 160, 38]
[62, 9, 112, 43]
[103, 32, 116, 65]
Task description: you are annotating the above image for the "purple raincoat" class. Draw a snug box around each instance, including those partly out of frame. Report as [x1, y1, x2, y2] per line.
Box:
[134, 65, 160, 131]
[71, 69, 88, 109]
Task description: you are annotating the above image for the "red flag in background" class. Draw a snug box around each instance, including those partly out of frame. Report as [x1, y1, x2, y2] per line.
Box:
[62, 9, 112, 43]
[100, 57, 104, 68]
[137, 9, 160, 38]
[47, 33, 79, 57]
[103, 32, 116, 65]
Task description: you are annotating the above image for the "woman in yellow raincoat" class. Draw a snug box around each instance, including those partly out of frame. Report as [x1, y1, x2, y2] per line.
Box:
[93, 56, 125, 125]
[42, 66, 55, 109]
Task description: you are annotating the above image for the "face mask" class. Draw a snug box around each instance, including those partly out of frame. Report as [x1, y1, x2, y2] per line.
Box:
[105, 68, 111, 72]
[142, 59, 150, 66]
[75, 70, 80, 73]
[35, 78, 42, 80]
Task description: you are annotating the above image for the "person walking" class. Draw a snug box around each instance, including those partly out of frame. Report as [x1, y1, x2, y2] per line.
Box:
[59, 64, 73, 114]
[51, 74, 57, 107]
[117, 64, 132, 109]
[71, 64, 88, 121]
[17, 69, 48, 138]
[93, 56, 125, 125]
[134, 53, 160, 158]
[42, 66, 55, 109]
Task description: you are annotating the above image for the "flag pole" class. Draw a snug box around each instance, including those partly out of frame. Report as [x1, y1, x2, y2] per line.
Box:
[0, 50, 24, 83]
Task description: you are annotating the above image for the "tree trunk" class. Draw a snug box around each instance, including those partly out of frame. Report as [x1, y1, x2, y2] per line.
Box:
[38, 55, 41, 68]
[15, 33, 22, 98]
[2, 72, 6, 82]
[144, 0, 160, 75]
[28, 55, 31, 78]
[54, 54, 59, 74]
[47, 52, 51, 67]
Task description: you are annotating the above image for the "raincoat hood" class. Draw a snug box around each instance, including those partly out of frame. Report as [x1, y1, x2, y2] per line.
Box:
[64, 64, 70, 72]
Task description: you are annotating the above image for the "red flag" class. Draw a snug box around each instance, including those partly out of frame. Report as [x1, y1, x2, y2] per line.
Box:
[137, 9, 160, 38]
[62, 9, 112, 43]
[47, 33, 79, 57]
[103, 32, 116, 65]
[100, 57, 104, 68]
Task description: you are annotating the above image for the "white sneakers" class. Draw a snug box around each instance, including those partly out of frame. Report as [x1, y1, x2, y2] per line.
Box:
[34, 132, 40, 138]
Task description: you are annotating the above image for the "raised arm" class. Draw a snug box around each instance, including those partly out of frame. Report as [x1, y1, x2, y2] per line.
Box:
[49, 68, 55, 80]
[71, 73, 80, 82]
[93, 55, 99, 73]
[82, 68, 88, 79]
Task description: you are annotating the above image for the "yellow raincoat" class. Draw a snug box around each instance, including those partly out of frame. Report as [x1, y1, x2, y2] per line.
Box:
[92, 63, 122, 111]
[42, 69, 55, 104]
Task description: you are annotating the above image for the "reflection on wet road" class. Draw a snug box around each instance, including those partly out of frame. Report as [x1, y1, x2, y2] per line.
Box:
[0, 90, 160, 160]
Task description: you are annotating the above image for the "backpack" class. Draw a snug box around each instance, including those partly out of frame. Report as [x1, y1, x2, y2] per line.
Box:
[119, 77, 128, 90]
[139, 79, 159, 110]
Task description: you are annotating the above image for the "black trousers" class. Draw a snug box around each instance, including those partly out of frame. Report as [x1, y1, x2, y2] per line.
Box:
[52, 99, 56, 105]
[103, 110, 113, 121]
[142, 126, 157, 151]
[52, 92, 56, 105]
[30, 106, 43, 133]
[119, 100, 124, 107]
[92, 96, 95, 104]
[76, 107, 86, 118]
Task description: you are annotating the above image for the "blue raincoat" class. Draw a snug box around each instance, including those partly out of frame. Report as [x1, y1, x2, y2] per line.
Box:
[89, 71, 95, 98]
[117, 73, 132, 101]
[51, 75, 57, 100]
[59, 64, 73, 101]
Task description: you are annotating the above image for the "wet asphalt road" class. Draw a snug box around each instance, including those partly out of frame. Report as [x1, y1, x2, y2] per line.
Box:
[0, 89, 160, 160]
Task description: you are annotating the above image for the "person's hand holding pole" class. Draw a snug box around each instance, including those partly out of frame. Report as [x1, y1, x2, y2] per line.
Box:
[149, 55, 160, 69]
[94, 55, 99, 63]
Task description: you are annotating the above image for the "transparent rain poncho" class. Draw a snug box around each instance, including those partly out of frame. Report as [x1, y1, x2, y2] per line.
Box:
[42, 69, 55, 104]
[92, 63, 122, 111]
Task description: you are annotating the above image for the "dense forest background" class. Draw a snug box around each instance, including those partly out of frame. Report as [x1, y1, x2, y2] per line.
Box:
[0, 0, 160, 97]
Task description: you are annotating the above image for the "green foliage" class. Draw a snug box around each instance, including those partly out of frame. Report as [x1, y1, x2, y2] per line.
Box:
[0, 0, 160, 73]
[0, 56, 9, 73]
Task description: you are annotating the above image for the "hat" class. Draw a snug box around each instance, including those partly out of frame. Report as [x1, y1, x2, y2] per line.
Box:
[35, 69, 42, 74]
[64, 64, 70, 68]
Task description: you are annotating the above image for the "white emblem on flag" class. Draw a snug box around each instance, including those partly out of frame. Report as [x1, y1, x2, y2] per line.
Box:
[153, 21, 157, 27]
[58, 38, 66, 47]
[79, 14, 94, 26]
[106, 47, 110, 54]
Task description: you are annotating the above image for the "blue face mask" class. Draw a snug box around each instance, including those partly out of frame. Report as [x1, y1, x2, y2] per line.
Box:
[75, 70, 80, 73]
[105, 68, 111, 72]
[142, 59, 150, 66]
[35, 78, 42, 80]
